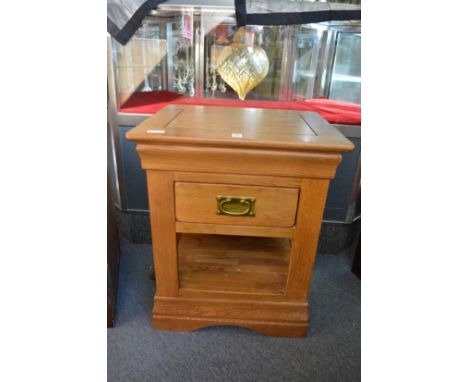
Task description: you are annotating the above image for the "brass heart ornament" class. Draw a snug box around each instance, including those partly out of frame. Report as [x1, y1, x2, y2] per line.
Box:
[217, 42, 269, 100]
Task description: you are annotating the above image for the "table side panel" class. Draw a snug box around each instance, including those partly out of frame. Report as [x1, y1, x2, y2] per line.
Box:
[147, 170, 179, 297]
[286, 178, 330, 300]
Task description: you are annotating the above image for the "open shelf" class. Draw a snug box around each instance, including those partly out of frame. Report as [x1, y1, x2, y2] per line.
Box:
[178, 234, 291, 295]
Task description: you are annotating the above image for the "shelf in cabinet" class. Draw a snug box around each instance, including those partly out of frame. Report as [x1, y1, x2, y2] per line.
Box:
[178, 234, 291, 295]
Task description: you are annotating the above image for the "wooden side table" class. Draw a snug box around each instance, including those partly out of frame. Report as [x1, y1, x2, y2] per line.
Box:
[127, 105, 353, 337]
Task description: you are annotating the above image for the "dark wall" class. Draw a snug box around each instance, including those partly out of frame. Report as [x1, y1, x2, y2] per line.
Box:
[119, 126, 149, 210]
[324, 137, 360, 221]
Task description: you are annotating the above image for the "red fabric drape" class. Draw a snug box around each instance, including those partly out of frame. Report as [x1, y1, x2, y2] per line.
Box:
[119, 91, 361, 125]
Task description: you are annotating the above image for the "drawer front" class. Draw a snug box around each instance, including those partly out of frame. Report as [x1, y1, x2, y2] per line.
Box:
[175, 182, 299, 227]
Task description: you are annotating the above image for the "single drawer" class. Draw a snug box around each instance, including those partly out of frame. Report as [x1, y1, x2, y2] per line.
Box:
[175, 182, 299, 227]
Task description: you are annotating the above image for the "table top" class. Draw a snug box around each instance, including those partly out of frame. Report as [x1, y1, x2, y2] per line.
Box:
[126, 105, 354, 153]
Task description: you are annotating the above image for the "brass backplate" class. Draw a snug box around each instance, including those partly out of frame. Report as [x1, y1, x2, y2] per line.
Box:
[216, 195, 256, 217]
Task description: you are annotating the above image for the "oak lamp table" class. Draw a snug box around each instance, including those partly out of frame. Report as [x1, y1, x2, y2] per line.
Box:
[126, 105, 354, 337]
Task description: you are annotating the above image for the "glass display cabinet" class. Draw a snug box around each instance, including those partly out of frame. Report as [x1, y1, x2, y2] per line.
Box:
[109, 9, 360, 107]
[291, 23, 361, 104]
[107, 1, 361, 227]
[112, 12, 196, 108]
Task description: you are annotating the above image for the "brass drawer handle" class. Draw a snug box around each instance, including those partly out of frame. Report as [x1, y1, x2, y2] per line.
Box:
[216, 195, 256, 217]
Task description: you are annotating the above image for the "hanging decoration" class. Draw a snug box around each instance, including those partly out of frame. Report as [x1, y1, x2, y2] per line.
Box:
[217, 28, 269, 100]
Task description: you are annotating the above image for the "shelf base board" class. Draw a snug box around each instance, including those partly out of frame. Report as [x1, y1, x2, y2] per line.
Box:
[153, 315, 308, 337]
[153, 296, 309, 337]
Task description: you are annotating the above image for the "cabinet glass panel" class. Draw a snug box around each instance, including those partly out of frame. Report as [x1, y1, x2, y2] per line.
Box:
[292, 26, 321, 100]
[112, 14, 195, 109]
[203, 15, 289, 101]
[328, 32, 361, 104]
[166, 15, 195, 96]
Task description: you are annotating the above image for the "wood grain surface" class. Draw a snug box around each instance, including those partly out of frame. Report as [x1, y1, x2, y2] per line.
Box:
[126, 105, 354, 153]
[178, 234, 291, 295]
[147, 171, 179, 297]
[175, 182, 299, 227]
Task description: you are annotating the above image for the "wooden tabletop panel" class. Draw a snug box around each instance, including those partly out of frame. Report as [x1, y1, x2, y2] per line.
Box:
[126, 105, 354, 153]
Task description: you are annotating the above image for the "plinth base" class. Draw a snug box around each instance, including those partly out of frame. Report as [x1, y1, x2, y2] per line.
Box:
[152, 296, 309, 337]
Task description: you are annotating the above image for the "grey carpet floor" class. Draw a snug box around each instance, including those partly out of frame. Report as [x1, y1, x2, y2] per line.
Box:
[108, 239, 361, 382]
